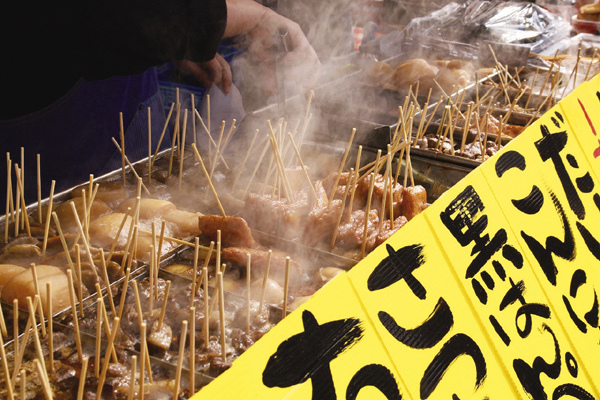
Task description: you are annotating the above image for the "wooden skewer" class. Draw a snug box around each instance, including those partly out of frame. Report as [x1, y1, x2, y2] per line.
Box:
[77, 357, 89, 400]
[111, 138, 152, 196]
[168, 103, 181, 178]
[329, 128, 357, 204]
[46, 282, 54, 373]
[0, 293, 6, 337]
[36, 154, 42, 224]
[189, 306, 196, 393]
[34, 358, 52, 400]
[148, 107, 152, 184]
[66, 269, 84, 361]
[156, 219, 167, 266]
[127, 356, 137, 400]
[267, 121, 293, 200]
[173, 320, 188, 400]
[190, 238, 200, 308]
[259, 250, 273, 310]
[287, 132, 318, 199]
[360, 173, 376, 259]
[232, 128, 260, 190]
[27, 296, 48, 381]
[13, 299, 19, 357]
[95, 300, 102, 378]
[151, 102, 175, 169]
[96, 317, 121, 399]
[140, 322, 147, 400]
[93, 285, 117, 365]
[14, 167, 21, 238]
[98, 248, 116, 317]
[203, 265, 210, 349]
[30, 264, 47, 337]
[209, 120, 226, 179]
[19, 369, 25, 400]
[119, 112, 126, 185]
[245, 252, 252, 333]
[178, 109, 189, 189]
[70, 202, 99, 278]
[11, 296, 39, 385]
[283, 257, 291, 317]
[4, 155, 12, 242]
[191, 143, 226, 217]
[75, 245, 85, 317]
[584, 48, 598, 82]
[217, 271, 226, 362]
[243, 135, 271, 196]
[41, 180, 56, 257]
[560, 46, 582, 99]
[157, 280, 171, 331]
[524, 67, 540, 110]
[347, 146, 362, 220]
[331, 168, 355, 250]
[0, 317, 14, 399]
[117, 266, 132, 321]
[13, 165, 31, 237]
[193, 108, 230, 169]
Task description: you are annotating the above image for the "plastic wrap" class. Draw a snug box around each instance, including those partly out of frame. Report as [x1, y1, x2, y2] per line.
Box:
[400, 0, 571, 54]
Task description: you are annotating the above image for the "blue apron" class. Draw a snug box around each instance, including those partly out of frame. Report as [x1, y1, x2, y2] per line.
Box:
[0, 68, 168, 211]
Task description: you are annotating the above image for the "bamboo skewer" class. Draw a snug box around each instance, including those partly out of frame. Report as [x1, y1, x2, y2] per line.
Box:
[27, 296, 48, 381]
[209, 121, 226, 179]
[243, 135, 271, 196]
[66, 269, 84, 362]
[259, 250, 273, 311]
[96, 317, 121, 399]
[140, 323, 147, 400]
[119, 112, 126, 185]
[95, 301, 102, 378]
[0, 291, 6, 338]
[127, 356, 137, 400]
[106, 207, 131, 264]
[190, 238, 200, 309]
[11, 295, 39, 385]
[287, 132, 318, 199]
[189, 306, 196, 393]
[203, 264, 210, 349]
[283, 257, 291, 318]
[191, 143, 226, 216]
[30, 264, 46, 337]
[151, 102, 175, 169]
[168, 103, 181, 179]
[77, 357, 89, 400]
[524, 67, 540, 110]
[4, 155, 12, 242]
[179, 109, 189, 189]
[329, 128, 357, 204]
[14, 165, 31, 237]
[584, 48, 598, 82]
[232, 128, 260, 190]
[246, 252, 252, 333]
[331, 168, 355, 250]
[347, 146, 362, 220]
[148, 107, 152, 184]
[157, 280, 171, 331]
[0, 316, 14, 399]
[360, 173, 376, 259]
[41, 180, 55, 257]
[70, 202, 98, 278]
[37, 154, 42, 224]
[110, 138, 152, 196]
[217, 271, 226, 362]
[34, 358, 52, 400]
[13, 299, 19, 357]
[19, 369, 25, 400]
[47, 282, 54, 373]
[173, 320, 188, 400]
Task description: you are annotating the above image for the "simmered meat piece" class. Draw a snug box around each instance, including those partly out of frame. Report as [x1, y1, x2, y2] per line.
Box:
[221, 247, 302, 281]
[301, 180, 342, 247]
[243, 191, 310, 239]
[375, 215, 409, 247]
[401, 185, 428, 221]
[335, 209, 380, 252]
[198, 215, 258, 248]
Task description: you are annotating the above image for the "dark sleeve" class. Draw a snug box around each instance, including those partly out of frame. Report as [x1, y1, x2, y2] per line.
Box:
[80, 0, 227, 80]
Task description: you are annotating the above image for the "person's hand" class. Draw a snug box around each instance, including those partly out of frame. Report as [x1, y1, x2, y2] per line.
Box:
[174, 53, 233, 94]
[246, 9, 321, 96]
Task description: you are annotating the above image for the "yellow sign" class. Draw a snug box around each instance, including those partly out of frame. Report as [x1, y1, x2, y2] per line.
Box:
[195, 75, 600, 399]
